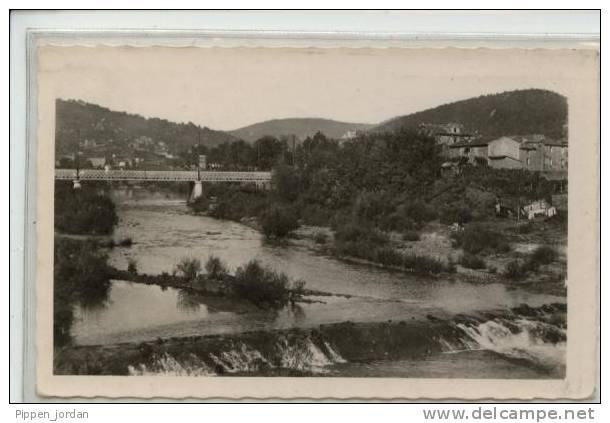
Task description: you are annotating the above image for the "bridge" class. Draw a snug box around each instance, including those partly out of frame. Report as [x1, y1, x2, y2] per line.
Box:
[55, 168, 273, 200]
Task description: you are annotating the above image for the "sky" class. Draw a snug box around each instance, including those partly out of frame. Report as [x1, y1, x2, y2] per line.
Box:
[38, 46, 580, 131]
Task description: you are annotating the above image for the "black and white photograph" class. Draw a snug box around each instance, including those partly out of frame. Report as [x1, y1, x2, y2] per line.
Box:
[30, 42, 598, 399]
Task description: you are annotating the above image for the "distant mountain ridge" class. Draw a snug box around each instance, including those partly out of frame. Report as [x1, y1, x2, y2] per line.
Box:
[370, 89, 568, 139]
[55, 99, 238, 155]
[230, 118, 374, 143]
[55, 89, 568, 160]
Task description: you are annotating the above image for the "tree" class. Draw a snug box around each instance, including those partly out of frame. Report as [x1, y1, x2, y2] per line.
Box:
[174, 257, 202, 282]
[272, 165, 301, 202]
[259, 206, 299, 238]
[205, 255, 228, 279]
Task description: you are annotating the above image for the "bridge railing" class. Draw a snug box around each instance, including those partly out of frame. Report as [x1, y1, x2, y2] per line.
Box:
[55, 169, 272, 182]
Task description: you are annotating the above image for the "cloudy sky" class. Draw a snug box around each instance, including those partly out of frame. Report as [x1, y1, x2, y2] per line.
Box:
[38, 46, 581, 131]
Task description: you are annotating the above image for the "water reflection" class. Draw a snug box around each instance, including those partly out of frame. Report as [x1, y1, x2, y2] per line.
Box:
[176, 289, 204, 313]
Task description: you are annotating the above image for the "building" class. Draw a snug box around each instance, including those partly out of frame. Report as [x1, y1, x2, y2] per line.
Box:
[519, 136, 568, 172]
[487, 136, 523, 169]
[418, 123, 476, 156]
[447, 134, 568, 172]
[87, 157, 106, 168]
[447, 138, 489, 162]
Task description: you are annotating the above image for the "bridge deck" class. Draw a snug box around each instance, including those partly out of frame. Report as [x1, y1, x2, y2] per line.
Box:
[55, 169, 272, 182]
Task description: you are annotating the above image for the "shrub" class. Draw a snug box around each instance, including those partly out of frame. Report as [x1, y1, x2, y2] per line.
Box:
[459, 253, 486, 270]
[334, 223, 388, 245]
[54, 182, 118, 235]
[516, 222, 535, 234]
[451, 225, 510, 255]
[352, 191, 391, 224]
[333, 223, 390, 260]
[127, 258, 138, 275]
[402, 200, 438, 224]
[205, 185, 269, 221]
[402, 230, 420, 241]
[439, 202, 473, 225]
[529, 245, 557, 266]
[504, 260, 528, 280]
[272, 165, 301, 202]
[402, 254, 450, 275]
[189, 196, 210, 213]
[375, 247, 404, 267]
[118, 237, 133, 247]
[205, 255, 229, 280]
[232, 260, 294, 308]
[174, 257, 202, 282]
[259, 206, 299, 238]
[313, 231, 328, 245]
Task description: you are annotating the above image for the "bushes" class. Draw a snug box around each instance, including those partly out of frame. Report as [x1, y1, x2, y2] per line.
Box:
[174, 257, 202, 282]
[459, 253, 486, 270]
[313, 231, 328, 245]
[402, 254, 455, 275]
[205, 255, 229, 280]
[259, 206, 299, 238]
[504, 260, 529, 280]
[54, 182, 118, 235]
[333, 223, 389, 260]
[205, 185, 269, 222]
[529, 245, 557, 266]
[334, 223, 388, 245]
[439, 202, 473, 225]
[375, 247, 404, 267]
[451, 225, 510, 255]
[402, 230, 420, 241]
[232, 260, 295, 308]
[127, 258, 138, 275]
[504, 245, 557, 280]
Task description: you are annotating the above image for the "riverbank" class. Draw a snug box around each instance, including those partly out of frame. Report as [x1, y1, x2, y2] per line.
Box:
[54, 303, 566, 377]
[288, 220, 567, 296]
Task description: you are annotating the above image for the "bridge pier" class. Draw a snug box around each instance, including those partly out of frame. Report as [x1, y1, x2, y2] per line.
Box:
[73, 179, 81, 189]
[191, 180, 203, 201]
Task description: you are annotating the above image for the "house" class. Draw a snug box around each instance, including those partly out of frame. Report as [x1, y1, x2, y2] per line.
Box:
[87, 157, 106, 168]
[447, 134, 568, 173]
[447, 138, 490, 162]
[487, 136, 523, 169]
[418, 122, 476, 156]
[519, 136, 568, 172]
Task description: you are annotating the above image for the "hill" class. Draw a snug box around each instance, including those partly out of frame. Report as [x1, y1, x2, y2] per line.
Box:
[230, 118, 373, 142]
[55, 99, 237, 156]
[371, 89, 568, 139]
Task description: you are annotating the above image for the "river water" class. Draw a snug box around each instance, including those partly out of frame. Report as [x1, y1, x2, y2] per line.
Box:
[71, 188, 566, 378]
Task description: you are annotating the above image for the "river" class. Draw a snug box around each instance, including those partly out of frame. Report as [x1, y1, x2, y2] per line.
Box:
[70, 187, 566, 378]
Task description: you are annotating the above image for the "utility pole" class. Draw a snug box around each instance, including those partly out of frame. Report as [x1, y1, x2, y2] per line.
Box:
[197, 128, 201, 181]
[75, 129, 80, 179]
